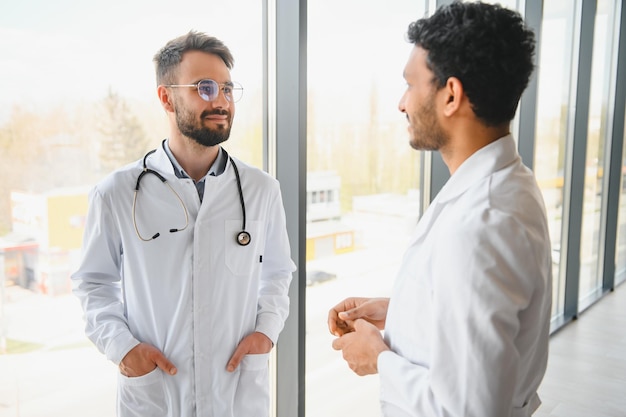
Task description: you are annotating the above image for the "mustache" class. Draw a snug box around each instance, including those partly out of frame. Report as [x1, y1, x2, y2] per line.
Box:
[201, 109, 229, 118]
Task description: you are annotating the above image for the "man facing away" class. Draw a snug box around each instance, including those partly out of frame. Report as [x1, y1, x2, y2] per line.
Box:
[329, 2, 552, 417]
[72, 31, 295, 416]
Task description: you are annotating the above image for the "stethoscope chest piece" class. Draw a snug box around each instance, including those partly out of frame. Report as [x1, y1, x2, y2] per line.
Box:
[237, 231, 251, 246]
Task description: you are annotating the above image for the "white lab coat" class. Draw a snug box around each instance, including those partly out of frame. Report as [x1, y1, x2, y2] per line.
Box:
[378, 135, 552, 417]
[72, 143, 295, 417]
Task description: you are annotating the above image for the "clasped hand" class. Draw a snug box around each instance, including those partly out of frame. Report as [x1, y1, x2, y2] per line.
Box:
[327, 297, 391, 376]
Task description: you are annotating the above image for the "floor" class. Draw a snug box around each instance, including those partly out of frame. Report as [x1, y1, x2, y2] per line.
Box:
[533, 282, 626, 417]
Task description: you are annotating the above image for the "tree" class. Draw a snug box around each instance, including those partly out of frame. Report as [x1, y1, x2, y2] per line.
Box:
[96, 88, 150, 175]
[0, 105, 56, 233]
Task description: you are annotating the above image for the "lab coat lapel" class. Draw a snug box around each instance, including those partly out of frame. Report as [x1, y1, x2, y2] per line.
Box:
[436, 134, 517, 205]
[407, 192, 445, 247]
[407, 135, 517, 248]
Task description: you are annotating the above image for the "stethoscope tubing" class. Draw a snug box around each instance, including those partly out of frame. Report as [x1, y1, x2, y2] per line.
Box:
[228, 156, 251, 246]
[133, 146, 249, 245]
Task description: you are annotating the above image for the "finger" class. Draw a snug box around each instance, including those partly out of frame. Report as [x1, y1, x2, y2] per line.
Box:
[329, 311, 354, 337]
[153, 352, 177, 375]
[353, 318, 369, 331]
[328, 310, 341, 336]
[338, 306, 360, 321]
[330, 319, 353, 337]
[354, 318, 381, 337]
[331, 337, 343, 351]
[227, 343, 247, 372]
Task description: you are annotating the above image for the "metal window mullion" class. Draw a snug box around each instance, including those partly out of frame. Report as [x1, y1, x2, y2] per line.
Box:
[602, 0, 626, 291]
[270, 0, 307, 416]
[517, 0, 543, 169]
[422, 0, 455, 206]
[263, 0, 275, 176]
[561, 0, 596, 319]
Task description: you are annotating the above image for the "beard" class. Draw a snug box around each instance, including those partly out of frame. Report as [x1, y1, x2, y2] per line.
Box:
[175, 106, 232, 148]
[408, 93, 448, 151]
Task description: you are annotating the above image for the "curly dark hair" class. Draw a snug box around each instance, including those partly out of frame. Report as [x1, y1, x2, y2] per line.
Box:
[153, 30, 234, 86]
[407, 1, 535, 126]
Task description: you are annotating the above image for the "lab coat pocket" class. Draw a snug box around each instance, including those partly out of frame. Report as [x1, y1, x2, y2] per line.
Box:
[240, 352, 270, 371]
[512, 393, 541, 417]
[117, 367, 168, 416]
[234, 353, 270, 417]
[225, 220, 263, 276]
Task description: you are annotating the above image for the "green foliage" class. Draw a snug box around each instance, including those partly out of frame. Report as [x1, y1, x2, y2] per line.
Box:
[0, 83, 420, 233]
[306, 85, 421, 214]
[96, 88, 151, 175]
[0, 92, 153, 232]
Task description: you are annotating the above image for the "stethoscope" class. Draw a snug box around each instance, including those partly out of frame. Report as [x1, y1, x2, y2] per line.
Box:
[132, 148, 251, 246]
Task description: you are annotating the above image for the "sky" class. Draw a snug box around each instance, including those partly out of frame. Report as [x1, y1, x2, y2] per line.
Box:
[0, 0, 262, 115]
[0, 0, 421, 125]
[2, 0, 596, 127]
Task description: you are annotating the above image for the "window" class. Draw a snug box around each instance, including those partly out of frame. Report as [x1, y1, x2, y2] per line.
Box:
[305, 1, 424, 416]
[3, 1, 626, 415]
[578, 0, 616, 309]
[0, 2, 262, 415]
[533, 0, 577, 322]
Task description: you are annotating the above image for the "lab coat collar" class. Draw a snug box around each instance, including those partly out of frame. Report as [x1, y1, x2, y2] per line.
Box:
[406, 135, 518, 248]
[162, 140, 227, 179]
[145, 140, 178, 176]
[146, 140, 233, 182]
[434, 134, 519, 205]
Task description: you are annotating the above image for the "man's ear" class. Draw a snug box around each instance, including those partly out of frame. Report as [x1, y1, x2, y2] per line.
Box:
[157, 85, 175, 113]
[442, 76, 464, 117]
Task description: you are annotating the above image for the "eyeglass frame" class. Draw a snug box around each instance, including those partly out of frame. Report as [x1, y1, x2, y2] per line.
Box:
[164, 79, 244, 103]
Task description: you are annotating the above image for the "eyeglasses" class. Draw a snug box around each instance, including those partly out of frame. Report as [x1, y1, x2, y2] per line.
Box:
[165, 79, 244, 103]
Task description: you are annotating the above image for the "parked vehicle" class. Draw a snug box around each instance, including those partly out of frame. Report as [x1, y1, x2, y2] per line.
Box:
[306, 270, 337, 286]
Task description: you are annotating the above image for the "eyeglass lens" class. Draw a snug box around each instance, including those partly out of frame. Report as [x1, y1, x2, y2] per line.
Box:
[197, 79, 243, 103]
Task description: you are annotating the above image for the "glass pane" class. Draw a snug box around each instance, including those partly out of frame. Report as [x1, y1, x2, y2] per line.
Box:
[533, 0, 576, 322]
[306, 1, 424, 416]
[0, 2, 262, 416]
[578, 0, 614, 308]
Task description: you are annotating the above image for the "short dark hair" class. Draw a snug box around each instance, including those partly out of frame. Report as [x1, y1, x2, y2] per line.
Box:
[153, 30, 234, 85]
[407, 1, 535, 126]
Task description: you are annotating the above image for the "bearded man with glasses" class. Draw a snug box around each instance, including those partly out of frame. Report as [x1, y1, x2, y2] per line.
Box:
[72, 31, 295, 417]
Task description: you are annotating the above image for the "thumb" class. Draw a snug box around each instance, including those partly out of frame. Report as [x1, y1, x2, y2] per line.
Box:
[227, 343, 247, 372]
[338, 307, 360, 320]
[353, 318, 372, 332]
[331, 336, 344, 351]
[154, 351, 177, 376]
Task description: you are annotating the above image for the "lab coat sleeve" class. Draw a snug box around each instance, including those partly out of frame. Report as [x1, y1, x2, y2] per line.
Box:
[378, 210, 537, 417]
[254, 186, 295, 344]
[71, 187, 140, 365]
